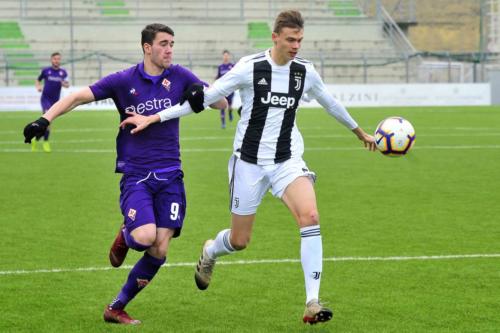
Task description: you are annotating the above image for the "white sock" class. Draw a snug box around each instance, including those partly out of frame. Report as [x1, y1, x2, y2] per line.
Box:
[206, 229, 236, 259]
[300, 225, 322, 304]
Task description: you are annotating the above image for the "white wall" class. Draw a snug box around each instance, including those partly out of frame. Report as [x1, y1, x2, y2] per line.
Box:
[301, 83, 491, 107]
[0, 83, 491, 111]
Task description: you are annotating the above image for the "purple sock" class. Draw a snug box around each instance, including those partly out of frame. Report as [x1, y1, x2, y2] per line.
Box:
[43, 129, 50, 141]
[220, 110, 225, 125]
[110, 252, 166, 309]
[123, 227, 150, 251]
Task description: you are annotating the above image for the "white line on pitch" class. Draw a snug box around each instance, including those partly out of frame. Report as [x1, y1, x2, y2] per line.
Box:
[2, 126, 500, 135]
[1, 132, 500, 145]
[0, 253, 498, 276]
[2, 145, 500, 153]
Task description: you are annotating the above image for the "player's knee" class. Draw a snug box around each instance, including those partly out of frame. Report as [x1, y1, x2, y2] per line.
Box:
[299, 209, 320, 226]
[148, 246, 167, 259]
[149, 236, 171, 258]
[130, 229, 156, 247]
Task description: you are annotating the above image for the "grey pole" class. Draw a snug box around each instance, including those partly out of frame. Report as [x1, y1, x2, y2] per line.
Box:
[376, 0, 382, 21]
[69, 0, 75, 85]
[405, 55, 410, 83]
[447, 52, 452, 83]
[363, 54, 367, 83]
[479, 0, 486, 82]
[97, 53, 102, 79]
[5, 61, 9, 86]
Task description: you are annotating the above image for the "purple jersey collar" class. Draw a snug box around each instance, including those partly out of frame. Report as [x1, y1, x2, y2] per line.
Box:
[138, 62, 171, 84]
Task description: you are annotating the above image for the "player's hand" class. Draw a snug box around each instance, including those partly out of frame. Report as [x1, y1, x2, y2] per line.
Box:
[360, 134, 377, 151]
[23, 117, 50, 143]
[119, 111, 157, 134]
[180, 83, 205, 113]
[352, 127, 377, 151]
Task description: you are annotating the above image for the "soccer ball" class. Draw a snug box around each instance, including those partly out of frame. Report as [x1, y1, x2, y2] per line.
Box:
[374, 117, 416, 156]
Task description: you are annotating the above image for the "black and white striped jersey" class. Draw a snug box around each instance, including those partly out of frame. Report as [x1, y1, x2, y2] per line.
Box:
[204, 49, 359, 165]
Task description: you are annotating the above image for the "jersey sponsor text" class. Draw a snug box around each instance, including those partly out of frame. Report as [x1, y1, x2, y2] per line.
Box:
[260, 92, 296, 109]
[125, 98, 172, 114]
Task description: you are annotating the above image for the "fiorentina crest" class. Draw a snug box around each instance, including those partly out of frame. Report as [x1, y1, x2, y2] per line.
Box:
[162, 78, 171, 91]
[128, 208, 136, 221]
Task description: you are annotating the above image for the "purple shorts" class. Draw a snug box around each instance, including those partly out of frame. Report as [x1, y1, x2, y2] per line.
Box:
[226, 93, 234, 106]
[41, 97, 58, 112]
[119, 169, 187, 238]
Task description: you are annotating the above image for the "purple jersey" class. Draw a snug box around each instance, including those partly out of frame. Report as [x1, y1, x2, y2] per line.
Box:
[90, 62, 203, 174]
[216, 63, 234, 79]
[38, 66, 68, 102]
[217, 63, 235, 103]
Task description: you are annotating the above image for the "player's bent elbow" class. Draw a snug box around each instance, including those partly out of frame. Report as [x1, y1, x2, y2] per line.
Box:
[72, 87, 95, 107]
[210, 97, 228, 110]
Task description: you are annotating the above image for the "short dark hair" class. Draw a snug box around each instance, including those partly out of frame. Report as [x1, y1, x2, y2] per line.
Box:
[141, 23, 175, 51]
[51, 52, 61, 58]
[222, 49, 230, 55]
[273, 10, 304, 33]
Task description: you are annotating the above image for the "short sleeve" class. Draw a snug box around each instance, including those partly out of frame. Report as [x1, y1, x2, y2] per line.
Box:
[89, 72, 120, 101]
[37, 69, 45, 82]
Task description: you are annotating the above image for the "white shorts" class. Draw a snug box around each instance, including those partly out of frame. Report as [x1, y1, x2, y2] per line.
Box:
[228, 155, 316, 215]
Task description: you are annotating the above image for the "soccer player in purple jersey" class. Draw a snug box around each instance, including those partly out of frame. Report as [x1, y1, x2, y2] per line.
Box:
[216, 50, 235, 129]
[34, 52, 69, 152]
[23, 23, 226, 325]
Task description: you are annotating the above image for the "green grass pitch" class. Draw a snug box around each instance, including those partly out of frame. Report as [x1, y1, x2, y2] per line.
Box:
[1, 106, 499, 332]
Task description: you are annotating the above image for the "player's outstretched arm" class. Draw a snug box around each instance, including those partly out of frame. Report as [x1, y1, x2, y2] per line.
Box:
[119, 83, 209, 133]
[43, 87, 95, 122]
[179, 83, 227, 112]
[23, 87, 95, 143]
[307, 68, 376, 152]
[313, 88, 376, 151]
[120, 93, 227, 135]
[121, 84, 228, 135]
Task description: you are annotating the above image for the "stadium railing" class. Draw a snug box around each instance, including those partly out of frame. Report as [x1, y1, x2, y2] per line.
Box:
[1, 0, 497, 86]
[2, 0, 366, 21]
[2, 49, 497, 86]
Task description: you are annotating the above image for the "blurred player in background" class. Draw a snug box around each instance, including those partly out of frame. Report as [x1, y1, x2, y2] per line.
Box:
[23, 23, 225, 325]
[216, 50, 235, 128]
[118, 10, 376, 325]
[34, 52, 69, 152]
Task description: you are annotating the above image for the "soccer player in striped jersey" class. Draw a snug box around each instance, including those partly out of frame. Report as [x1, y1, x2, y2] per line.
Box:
[119, 10, 376, 325]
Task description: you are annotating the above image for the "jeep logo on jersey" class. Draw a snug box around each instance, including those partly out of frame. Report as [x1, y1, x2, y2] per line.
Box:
[260, 92, 296, 109]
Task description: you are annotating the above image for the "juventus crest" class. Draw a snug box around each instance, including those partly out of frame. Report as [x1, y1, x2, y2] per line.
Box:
[294, 72, 303, 91]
